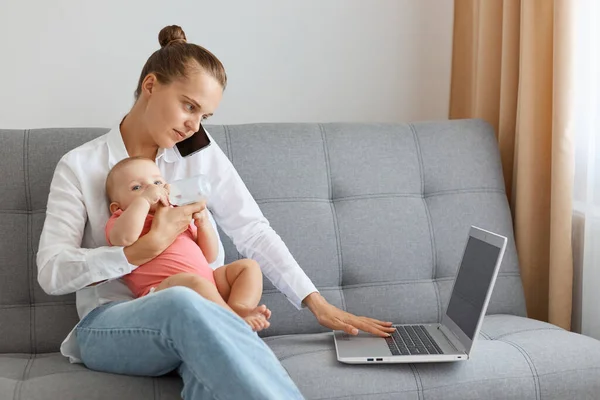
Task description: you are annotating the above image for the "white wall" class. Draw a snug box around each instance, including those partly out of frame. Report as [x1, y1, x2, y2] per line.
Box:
[0, 0, 454, 129]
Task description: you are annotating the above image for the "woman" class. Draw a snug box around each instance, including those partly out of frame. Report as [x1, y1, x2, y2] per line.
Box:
[36, 25, 395, 400]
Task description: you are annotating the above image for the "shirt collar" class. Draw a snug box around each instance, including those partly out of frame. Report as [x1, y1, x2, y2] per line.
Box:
[162, 146, 181, 163]
[106, 125, 129, 166]
[106, 124, 182, 165]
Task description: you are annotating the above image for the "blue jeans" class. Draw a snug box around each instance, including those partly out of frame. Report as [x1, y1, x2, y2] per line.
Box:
[76, 286, 305, 400]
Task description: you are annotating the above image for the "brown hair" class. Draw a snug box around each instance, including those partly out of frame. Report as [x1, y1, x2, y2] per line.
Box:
[105, 156, 157, 202]
[134, 25, 227, 100]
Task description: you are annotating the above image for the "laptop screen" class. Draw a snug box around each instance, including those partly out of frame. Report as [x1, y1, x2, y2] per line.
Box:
[446, 236, 501, 340]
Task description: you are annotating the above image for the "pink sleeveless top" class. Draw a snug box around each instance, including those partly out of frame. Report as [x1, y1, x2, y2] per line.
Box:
[105, 209, 215, 297]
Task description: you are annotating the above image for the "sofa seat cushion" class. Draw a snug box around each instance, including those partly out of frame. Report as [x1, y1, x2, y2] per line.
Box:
[0, 353, 182, 400]
[265, 314, 600, 400]
[3, 315, 599, 400]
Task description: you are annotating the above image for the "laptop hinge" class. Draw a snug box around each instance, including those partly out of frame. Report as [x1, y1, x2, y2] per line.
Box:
[439, 324, 467, 354]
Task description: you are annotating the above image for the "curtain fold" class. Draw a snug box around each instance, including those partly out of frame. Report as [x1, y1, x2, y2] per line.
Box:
[450, 0, 574, 329]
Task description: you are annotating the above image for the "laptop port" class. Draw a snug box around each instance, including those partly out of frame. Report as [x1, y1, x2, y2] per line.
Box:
[376, 358, 383, 361]
[367, 358, 374, 362]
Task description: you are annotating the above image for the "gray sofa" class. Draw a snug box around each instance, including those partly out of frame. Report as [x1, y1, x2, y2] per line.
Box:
[2, 119, 600, 399]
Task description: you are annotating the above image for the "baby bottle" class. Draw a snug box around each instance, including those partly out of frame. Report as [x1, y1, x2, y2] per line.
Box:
[168, 174, 212, 206]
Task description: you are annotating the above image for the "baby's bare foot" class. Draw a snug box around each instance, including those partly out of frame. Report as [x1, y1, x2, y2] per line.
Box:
[254, 304, 271, 320]
[241, 305, 272, 331]
[244, 314, 270, 331]
[236, 304, 271, 319]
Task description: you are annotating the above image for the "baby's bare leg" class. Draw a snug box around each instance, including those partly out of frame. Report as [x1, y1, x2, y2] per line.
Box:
[154, 273, 238, 316]
[214, 259, 271, 331]
[214, 259, 263, 314]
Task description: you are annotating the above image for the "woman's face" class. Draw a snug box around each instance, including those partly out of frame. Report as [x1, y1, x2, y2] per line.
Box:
[143, 68, 223, 149]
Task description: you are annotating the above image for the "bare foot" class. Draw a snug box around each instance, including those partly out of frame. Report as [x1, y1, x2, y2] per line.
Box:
[241, 305, 272, 332]
[244, 314, 270, 331]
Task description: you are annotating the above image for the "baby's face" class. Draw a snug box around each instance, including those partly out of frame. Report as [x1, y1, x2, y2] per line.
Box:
[111, 160, 166, 211]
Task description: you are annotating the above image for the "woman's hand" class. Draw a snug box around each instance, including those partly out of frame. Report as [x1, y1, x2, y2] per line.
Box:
[303, 292, 396, 337]
[150, 200, 207, 251]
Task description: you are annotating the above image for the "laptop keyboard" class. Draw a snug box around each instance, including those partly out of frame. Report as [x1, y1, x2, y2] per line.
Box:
[385, 325, 443, 355]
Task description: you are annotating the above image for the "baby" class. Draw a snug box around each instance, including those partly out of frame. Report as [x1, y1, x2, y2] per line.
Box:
[104, 156, 271, 331]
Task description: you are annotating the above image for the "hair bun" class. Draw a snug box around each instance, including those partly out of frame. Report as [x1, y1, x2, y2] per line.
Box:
[158, 25, 187, 48]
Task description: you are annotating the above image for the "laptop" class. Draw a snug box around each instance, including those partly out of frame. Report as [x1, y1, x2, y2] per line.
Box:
[334, 226, 507, 364]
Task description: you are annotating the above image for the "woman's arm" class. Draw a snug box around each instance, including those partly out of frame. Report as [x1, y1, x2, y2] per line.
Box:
[123, 230, 165, 265]
[205, 142, 317, 310]
[204, 140, 394, 337]
[36, 157, 159, 295]
[200, 134, 394, 337]
[87, 230, 165, 287]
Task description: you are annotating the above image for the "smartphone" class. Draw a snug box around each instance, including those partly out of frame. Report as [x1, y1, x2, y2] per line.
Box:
[175, 124, 212, 157]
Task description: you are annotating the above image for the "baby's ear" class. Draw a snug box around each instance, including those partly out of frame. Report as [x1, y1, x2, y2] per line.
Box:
[109, 202, 120, 214]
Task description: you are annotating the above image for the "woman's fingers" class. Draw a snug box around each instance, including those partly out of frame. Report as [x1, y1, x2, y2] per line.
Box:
[364, 318, 395, 332]
[180, 200, 206, 216]
[358, 317, 395, 334]
[319, 313, 386, 337]
[338, 321, 359, 335]
[349, 318, 393, 338]
[332, 313, 395, 338]
[364, 317, 393, 327]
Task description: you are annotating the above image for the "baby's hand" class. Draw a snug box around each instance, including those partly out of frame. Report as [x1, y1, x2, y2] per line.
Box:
[193, 209, 210, 229]
[141, 185, 170, 207]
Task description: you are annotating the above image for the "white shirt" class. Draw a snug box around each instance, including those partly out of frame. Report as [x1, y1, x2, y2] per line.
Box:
[36, 124, 318, 363]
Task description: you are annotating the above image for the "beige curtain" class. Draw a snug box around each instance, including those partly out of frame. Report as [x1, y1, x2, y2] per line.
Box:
[449, 0, 574, 329]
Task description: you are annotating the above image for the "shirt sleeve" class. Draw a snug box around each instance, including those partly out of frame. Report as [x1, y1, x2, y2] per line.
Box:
[36, 156, 136, 296]
[207, 142, 318, 310]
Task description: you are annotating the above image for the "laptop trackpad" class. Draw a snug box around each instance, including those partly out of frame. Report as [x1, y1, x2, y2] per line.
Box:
[336, 332, 390, 357]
